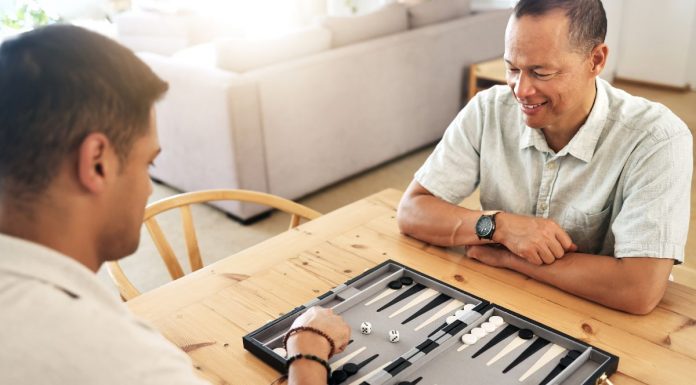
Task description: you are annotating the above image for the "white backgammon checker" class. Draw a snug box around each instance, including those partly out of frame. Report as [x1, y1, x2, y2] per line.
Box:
[457, 316, 507, 352]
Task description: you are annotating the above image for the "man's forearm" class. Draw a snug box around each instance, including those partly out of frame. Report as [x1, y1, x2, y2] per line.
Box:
[397, 193, 488, 247]
[398, 181, 576, 263]
[505, 251, 672, 314]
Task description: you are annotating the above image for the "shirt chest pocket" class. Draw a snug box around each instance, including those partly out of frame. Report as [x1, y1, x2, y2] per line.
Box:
[561, 205, 612, 255]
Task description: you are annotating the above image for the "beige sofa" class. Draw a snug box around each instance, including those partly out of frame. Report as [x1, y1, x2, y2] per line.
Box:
[140, 2, 511, 221]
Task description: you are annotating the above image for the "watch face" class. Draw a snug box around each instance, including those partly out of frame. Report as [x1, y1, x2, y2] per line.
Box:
[476, 216, 493, 237]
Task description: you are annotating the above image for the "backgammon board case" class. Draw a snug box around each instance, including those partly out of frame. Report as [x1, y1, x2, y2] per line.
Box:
[243, 260, 618, 385]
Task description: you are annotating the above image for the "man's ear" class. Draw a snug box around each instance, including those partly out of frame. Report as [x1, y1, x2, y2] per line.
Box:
[77, 132, 115, 193]
[589, 43, 609, 75]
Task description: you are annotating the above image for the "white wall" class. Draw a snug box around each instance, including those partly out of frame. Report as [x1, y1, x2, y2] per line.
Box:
[689, 3, 696, 89]
[600, 0, 623, 82]
[615, 0, 695, 88]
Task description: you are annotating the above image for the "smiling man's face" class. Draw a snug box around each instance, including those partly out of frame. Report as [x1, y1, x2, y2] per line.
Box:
[504, 9, 597, 135]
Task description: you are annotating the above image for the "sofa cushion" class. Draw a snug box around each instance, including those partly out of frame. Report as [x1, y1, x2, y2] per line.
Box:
[404, 0, 472, 28]
[214, 26, 331, 72]
[114, 10, 190, 38]
[172, 42, 218, 68]
[320, 3, 408, 48]
[119, 35, 189, 56]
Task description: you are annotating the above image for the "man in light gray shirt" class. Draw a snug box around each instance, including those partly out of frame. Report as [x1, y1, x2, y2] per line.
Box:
[397, 0, 692, 314]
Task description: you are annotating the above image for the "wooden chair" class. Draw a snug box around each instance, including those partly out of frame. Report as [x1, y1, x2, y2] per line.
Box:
[106, 189, 321, 301]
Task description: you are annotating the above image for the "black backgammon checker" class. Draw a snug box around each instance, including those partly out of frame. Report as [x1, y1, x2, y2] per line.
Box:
[243, 260, 618, 385]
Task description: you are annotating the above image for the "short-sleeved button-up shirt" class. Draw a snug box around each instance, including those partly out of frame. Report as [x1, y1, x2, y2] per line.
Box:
[0, 233, 211, 385]
[415, 78, 692, 261]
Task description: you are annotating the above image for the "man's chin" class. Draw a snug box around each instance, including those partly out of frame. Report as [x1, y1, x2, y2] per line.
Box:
[523, 117, 546, 129]
[122, 238, 141, 259]
[103, 237, 140, 262]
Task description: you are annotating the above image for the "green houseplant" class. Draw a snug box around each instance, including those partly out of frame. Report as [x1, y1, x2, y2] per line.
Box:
[1, 0, 60, 31]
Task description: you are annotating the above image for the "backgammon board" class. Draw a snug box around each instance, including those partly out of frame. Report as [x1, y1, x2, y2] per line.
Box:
[243, 260, 618, 385]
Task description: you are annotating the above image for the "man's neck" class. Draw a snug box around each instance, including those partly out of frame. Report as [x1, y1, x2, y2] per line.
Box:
[543, 81, 598, 153]
[0, 197, 102, 272]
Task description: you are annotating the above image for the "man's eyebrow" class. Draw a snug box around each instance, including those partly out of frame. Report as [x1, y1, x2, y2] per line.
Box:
[504, 59, 548, 70]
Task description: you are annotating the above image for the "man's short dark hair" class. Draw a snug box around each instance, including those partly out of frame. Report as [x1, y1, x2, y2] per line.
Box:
[514, 0, 607, 53]
[0, 24, 168, 198]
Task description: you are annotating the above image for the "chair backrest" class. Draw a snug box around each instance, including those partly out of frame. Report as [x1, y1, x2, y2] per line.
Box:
[106, 189, 321, 301]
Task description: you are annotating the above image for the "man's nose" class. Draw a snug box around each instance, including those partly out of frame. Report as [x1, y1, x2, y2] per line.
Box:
[514, 73, 536, 99]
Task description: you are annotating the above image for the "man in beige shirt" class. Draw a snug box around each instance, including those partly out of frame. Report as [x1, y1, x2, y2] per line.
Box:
[398, 0, 691, 314]
[0, 25, 348, 384]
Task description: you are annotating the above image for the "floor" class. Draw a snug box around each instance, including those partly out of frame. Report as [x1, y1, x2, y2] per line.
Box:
[96, 81, 696, 295]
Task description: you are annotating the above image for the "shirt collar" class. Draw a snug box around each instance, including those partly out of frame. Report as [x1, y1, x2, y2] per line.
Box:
[519, 77, 609, 163]
[519, 124, 551, 153]
[0, 232, 124, 309]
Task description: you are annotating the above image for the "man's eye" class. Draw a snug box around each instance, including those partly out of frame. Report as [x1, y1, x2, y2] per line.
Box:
[534, 72, 554, 79]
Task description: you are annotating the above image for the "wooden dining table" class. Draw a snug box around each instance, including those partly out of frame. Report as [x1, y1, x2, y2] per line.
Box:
[127, 189, 696, 385]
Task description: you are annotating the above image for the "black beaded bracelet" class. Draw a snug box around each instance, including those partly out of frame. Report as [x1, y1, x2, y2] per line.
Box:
[286, 353, 331, 383]
[283, 326, 336, 357]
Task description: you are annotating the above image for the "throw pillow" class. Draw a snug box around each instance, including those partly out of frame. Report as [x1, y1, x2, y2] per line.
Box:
[406, 0, 472, 29]
[320, 3, 409, 48]
[215, 26, 332, 73]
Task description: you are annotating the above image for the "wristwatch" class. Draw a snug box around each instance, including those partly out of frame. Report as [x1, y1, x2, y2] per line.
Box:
[475, 211, 501, 240]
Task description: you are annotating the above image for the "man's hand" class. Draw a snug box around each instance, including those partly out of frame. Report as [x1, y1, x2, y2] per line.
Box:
[289, 306, 351, 357]
[286, 307, 351, 385]
[466, 245, 517, 268]
[494, 212, 577, 265]
[397, 180, 576, 264]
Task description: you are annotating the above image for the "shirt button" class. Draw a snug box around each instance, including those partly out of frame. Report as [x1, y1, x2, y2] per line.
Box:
[539, 202, 548, 211]
[546, 162, 556, 170]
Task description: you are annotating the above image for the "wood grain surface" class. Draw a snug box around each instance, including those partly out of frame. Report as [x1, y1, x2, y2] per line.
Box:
[128, 189, 696, 385]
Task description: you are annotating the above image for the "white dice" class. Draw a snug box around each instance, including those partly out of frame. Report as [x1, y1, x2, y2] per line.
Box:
[388, 329, 400, 343]
[360, 321, 372, 335]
